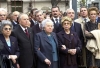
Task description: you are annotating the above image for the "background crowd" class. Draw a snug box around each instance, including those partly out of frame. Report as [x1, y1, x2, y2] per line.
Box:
[0, 5, 100, 68]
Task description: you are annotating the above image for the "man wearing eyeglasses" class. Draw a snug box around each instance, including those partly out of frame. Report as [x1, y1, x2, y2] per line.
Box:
[0, 8, 7, 22]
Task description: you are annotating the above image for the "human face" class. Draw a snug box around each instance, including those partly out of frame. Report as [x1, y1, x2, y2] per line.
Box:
[67, 9, 75, 20]
[52, 7, 60, 18]
[0, 11, 7, 21]
[12, 12, 19, 21]
[36, 12, 44, 23]
[44, 22, 54, 34]
[62, 21, 71, 31]
[19, 15, 29, 28]
[89, 11, 97, 21]
[2, 25, 12, 37]
[80, 8, 88, 18]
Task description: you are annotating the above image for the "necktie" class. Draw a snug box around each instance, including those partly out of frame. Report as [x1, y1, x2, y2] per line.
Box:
[84, 18, 87, 23]
[71, 24, 75, 31]
[40, 23, 42, 30]
[55, 18, 59, 27]
[25, 29, 29, 38]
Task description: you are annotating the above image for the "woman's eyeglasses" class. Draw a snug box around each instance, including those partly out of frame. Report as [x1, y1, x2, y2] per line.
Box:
[3, 28, 12, 31]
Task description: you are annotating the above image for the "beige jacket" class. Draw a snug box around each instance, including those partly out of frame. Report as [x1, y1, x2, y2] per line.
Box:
[86, 30, 100, 59]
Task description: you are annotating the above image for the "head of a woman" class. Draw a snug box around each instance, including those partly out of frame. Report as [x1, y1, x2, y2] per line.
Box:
[42, 19, 54, 34]
[61, 16, 72, 31]
[88, 7, 98, 21]
[1, 20, 13, 37]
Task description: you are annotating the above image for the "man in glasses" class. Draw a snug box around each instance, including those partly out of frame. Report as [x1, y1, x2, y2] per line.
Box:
[0, 8, 7, 22]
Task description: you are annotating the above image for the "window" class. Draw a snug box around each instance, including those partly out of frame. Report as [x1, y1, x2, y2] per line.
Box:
[11, 1, 23, 12]
[0, 0, 7, 2]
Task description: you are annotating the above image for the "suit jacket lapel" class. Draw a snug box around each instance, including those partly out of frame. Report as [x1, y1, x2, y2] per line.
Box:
[10, 36, 15, 54]
[62, 30, 74, 42]
[51, 33, 58, 46]
[18, 25, 29, 39]
[0, 35, 11, 53]
[42, 31, 52, 46]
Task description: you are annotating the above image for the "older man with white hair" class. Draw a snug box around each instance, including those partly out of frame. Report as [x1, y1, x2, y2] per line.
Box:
[0, 8, 7, 22]
[12, 13, 36, 68]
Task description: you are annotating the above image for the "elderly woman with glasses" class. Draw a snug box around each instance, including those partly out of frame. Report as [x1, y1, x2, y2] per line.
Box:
[34, 19, 59, 68]
[57, 16, 82, 68]
[0, 20, 20, 68]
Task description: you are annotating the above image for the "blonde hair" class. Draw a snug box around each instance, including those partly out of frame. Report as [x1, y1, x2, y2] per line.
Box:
[61, 16, 72, 25]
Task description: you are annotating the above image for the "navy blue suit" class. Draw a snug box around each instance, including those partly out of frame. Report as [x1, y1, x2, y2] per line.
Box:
[34, 31, 59, 68]
[71, 22, 84, 45]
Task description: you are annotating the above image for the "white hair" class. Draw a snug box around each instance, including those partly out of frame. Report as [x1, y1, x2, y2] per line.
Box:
[0, 8, 7, 13]
[66, 8, 75, 14]
[42, 19, 54, 28]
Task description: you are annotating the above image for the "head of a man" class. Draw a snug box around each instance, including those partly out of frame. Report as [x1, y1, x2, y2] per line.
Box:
[30, 8, 37, 20]
[11, 11, 20, 21]
[80, 6, 88, 18]
[35, 10, 44, 23]
[66, 8, 75, 20]
[51, 6, 60, 18]
[18, 14, 29, 28]
[0, 8, 7, 21]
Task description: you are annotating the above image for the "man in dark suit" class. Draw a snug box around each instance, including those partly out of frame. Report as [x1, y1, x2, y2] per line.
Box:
[30, 8, 38, 27]
[12, 14, 35, 68]
[66, 8, 84, 66]
[32, 10, 45, 35]
[11, 11, 20, 29]
[51, 6, 63, 33]
[66, 8, 84, 45]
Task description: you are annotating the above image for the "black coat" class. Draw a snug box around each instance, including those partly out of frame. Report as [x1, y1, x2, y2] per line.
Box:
[12, 25, 35, 68]
[71, 22, 84, 45]
[57, 30, 82, 68]
[0, 34, 19, 68]
[34, 31, 59, 68]
[51, 18, 63, 33]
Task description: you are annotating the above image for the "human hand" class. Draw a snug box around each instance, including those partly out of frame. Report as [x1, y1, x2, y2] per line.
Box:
[44, 58, 51, 66]
[61, 45, 66, 50]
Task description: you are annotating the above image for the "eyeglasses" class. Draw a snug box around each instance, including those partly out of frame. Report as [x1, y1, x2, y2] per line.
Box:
[0, 14, 6, 16]
[3, 28, 12, 31]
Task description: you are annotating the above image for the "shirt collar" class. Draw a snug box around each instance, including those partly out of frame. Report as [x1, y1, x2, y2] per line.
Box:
[20, 25, 27, 32]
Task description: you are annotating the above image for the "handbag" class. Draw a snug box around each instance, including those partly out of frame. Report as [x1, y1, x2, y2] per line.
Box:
[0, 55, 15, 68]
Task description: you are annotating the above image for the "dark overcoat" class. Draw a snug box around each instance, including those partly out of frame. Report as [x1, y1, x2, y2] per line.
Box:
[57, 30, 82, 68]
[34, 31, 59, 68]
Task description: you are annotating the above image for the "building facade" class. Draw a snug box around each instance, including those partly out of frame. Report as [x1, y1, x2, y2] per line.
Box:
[0, 0, 70, 13]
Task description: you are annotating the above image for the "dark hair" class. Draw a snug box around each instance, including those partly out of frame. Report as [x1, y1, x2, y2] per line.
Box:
[30, 8, 37, 14]
[80, 6, 87, 12]
[51, 6, 60, 11]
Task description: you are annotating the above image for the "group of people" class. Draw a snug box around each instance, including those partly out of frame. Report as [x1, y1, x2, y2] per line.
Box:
[0, 5, 100, 68]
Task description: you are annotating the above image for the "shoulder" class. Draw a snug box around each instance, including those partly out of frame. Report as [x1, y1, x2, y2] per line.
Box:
[74, 17, 82, 22]
[10, 36, 17, 40]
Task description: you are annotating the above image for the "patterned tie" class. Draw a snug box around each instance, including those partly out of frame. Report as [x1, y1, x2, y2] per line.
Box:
[55, 18, 59, 27]
[25, 29, 29, 38]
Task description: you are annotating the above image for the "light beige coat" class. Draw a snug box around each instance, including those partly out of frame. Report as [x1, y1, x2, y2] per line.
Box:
[86, 30, 100, 59]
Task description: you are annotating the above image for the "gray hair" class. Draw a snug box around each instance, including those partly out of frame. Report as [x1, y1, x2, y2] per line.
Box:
[0, 8, 7, 14]
[18, 13, 28, 20]
[66, 8, 75, 14]
[34, 10, 43, 16]
[42, 19, 54, 29]
[0, 20, 13, 31]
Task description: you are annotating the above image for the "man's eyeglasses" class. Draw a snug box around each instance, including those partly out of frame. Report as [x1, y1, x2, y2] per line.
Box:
[3, 28, 12, 31]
